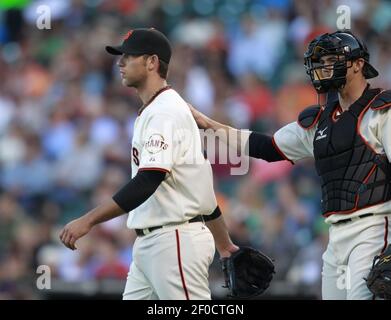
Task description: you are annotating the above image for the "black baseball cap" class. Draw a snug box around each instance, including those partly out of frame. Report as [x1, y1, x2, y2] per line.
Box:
[105, 28, 172, 64]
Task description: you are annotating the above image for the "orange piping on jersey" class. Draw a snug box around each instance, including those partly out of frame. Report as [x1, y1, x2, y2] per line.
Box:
[322, 164, 383, 217]
[137, 86, 172, 116]
[353, 163, 377, 211]
[362, 163, 377, 184]
[138, 167, 170, 173]
[371, 102, 391, 110]
[271, 135, 294, 165]
[356, 90, 385, 154]
[381, 217, 389, 254]
[296, 107, 323, 130]
[331, 105, 343, 122]
[175, 230, 189, 300]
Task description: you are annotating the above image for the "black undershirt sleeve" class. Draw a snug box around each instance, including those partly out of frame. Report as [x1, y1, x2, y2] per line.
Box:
[112, 170, 166, 213]
[247, 131, 285, 162]
[202, 206, 222, 222]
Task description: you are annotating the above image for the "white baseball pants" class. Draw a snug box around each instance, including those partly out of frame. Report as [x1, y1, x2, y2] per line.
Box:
[123, 221, 215, 300]
[322, 214, 390, 300]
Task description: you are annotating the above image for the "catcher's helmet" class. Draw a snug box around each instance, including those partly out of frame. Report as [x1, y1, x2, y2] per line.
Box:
[304, 30, 378, 93]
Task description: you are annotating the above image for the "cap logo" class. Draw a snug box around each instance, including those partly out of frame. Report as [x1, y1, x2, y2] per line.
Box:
[124, 30, 133, 40]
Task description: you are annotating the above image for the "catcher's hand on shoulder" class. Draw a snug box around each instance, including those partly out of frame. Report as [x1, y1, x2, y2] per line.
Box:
[366, 244, 391, 300]
[220, 246, 275, 299]
[187, 102, 208, 129]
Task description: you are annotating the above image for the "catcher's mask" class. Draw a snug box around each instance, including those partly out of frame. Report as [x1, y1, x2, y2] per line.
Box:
[304, 30, 378, 93]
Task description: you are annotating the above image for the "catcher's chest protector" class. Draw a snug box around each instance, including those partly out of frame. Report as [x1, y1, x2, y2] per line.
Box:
[312, 88, 391, 217]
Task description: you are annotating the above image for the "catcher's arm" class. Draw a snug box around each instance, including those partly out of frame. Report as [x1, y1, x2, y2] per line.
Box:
[188, 103, 284, 162]
[204, 207, 239, 258]
[188, 103, 250, 153]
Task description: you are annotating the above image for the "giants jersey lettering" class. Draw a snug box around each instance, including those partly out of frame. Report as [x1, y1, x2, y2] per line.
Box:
[128, 88, 217, 229]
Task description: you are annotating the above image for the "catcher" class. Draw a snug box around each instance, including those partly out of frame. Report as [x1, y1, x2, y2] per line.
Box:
[190, 30, 391, 300]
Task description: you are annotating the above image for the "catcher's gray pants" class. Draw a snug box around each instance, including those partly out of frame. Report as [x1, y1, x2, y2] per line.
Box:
[322, 214, 390, 300]
[123, 222, 215, 300]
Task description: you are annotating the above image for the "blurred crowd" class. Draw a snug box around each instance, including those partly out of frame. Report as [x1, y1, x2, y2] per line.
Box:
[1, 0, 391, 299]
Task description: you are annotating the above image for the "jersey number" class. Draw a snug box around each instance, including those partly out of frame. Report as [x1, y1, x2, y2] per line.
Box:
[132, 147, 140, 166]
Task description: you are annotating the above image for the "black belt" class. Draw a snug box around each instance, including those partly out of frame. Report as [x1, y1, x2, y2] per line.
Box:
[331, 213, 374, 225]
[135, 215, 203, 237]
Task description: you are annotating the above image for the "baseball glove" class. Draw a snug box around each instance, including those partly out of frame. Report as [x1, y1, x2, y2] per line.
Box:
[220, 246, 275, 299]
[366, 244, 391, 299]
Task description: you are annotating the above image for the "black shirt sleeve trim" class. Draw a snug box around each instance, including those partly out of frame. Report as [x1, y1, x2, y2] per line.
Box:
[247, 131, 287, 162]
[112, 170, 166, 213]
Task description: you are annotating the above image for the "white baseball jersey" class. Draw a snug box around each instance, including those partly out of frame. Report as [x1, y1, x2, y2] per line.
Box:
[127, 87, 217, 229]
[273, 106, 391, 224]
